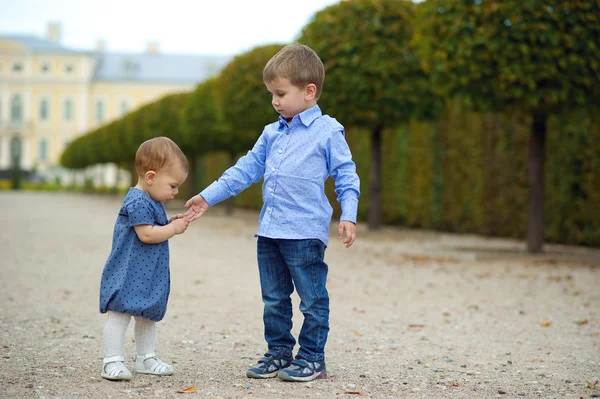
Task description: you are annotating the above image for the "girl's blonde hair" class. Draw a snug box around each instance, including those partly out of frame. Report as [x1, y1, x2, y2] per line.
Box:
[135, 137, 188, 176]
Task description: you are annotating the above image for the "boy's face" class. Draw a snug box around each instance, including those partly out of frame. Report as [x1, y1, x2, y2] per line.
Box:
[145, 162, 188, 204]
[265, 77, 316, 121]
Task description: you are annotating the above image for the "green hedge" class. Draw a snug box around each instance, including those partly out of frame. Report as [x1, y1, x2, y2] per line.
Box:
[197, 106, 599, 247]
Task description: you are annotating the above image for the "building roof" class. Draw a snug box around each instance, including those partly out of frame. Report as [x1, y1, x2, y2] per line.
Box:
[0, 34, 232, 84]
[0, 35, 88, 54]
[92, 52, 231, 83]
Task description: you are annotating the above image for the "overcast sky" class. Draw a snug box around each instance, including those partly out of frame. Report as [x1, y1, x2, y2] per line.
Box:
[0, 0, 341, 55]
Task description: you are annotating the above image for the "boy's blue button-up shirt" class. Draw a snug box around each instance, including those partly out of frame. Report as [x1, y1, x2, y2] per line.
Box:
[200, 105, 360, 246]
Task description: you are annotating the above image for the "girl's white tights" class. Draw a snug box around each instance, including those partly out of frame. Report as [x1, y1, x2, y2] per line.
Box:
[103, 311, 130, 356]
[103, 311, 161, 373]
[133, 314, 171, 372]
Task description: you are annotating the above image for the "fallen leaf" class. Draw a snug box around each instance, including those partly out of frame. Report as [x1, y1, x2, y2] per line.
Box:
[408, 324, 425, 328]
[353, 307, 366, 313]
[354, 331, 364, 337]
[442, 312, 451, 317]
[344, 390, 362, 395]
[574, 319, 589, 326]
[176, 386, 197, 393]
[589, 379, 598, 389]
[540, 321, 552, 327]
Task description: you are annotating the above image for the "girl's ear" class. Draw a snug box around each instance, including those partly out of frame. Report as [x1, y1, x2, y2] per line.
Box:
[145, 170, 156, 185]
[305, 84, 317, 100]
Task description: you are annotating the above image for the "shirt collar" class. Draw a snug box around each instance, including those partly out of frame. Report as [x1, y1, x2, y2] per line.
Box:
[278, 104, 322, 130]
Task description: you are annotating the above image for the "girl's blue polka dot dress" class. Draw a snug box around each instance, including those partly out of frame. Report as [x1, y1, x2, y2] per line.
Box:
[99, 188, 171, 322]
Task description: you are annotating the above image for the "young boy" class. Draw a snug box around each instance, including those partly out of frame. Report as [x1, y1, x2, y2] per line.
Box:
[184, 43, 360, 382]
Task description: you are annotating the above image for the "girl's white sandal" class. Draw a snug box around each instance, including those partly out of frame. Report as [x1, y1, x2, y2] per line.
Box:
[101, 355, 133, 381]
[135, 353, 174, 376]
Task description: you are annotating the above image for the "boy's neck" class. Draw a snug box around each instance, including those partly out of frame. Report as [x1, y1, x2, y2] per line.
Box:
[286, 101, 318, 123]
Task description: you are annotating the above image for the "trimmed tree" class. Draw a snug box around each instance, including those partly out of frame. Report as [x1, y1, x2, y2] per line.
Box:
[413, 0, 600, 252]
[217, 44, 285, 214]
[180, 77, 227, 198]
[299, 0, 439, 229]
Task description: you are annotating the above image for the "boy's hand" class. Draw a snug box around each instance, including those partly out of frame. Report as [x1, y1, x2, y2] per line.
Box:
[183, 195, 209, 222]
[169, 214, 184, 223]
[171, 218, 189, 235]
[338, 221, 356, 248]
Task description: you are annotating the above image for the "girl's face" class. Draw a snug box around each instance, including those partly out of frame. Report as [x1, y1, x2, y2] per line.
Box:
[265, 77, 315, 122]
[145, 163, 188, 203]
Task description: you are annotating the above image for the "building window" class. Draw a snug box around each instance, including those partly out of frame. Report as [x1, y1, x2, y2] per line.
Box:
[96, 100, 104, 123]
[65, 63, 75, 73]
[40, 98, 49, 121]
[41, 63, 51, 73]
[12, 62, 24, 72]
[40, 139, 49, 161]
[64, 99, 73, 121]
[10, 136, 22, 161]
[11, 95, 22, 123]
[120, 100, 129, 116]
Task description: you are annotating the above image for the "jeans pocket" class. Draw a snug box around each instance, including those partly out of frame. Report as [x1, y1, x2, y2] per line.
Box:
[311, 240, 325, 261]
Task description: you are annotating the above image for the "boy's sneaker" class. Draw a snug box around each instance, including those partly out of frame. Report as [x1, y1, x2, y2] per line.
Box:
[246, 349, 293, 379]
[277, 356, 327, 382]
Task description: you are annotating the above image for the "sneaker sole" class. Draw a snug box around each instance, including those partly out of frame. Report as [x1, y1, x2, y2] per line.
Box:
[277, 370, 327, 382]
[246, 369, 280, 379]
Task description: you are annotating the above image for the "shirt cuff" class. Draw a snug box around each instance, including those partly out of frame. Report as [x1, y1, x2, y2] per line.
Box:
[340, 196, 359, 224]
[200, 180, 231, 207]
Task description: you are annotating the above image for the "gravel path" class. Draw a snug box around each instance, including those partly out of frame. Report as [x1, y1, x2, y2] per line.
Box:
[1, 192, 599, 399]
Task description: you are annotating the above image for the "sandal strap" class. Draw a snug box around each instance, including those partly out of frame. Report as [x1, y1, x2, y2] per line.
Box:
[149, 360, 167, 372]
[137, 352, 157, 361]
[103, 355, 124, 364]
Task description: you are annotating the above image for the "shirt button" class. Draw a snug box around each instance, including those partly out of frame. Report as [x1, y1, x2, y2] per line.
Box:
[268, 188, 273, 193]
[278, 149, 283, 154]
[267, 207, 272, 213]
[271, 167, 276, 173]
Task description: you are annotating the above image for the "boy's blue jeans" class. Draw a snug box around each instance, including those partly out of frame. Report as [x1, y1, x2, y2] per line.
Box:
[256, 236, 329, 362]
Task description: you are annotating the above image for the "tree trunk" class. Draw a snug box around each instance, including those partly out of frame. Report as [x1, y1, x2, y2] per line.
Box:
[225, 151, 236, 216]
[368, 124, 384, 230]
[527, 111, 546, 253]
[185, 155, 197, 200]
[431, 121, 443, 228]
[129, 162, 138, 187]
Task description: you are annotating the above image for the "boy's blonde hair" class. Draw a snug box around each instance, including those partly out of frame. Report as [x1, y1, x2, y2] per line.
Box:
[135, 136, 188, 176]
[263, 43, 325, 99]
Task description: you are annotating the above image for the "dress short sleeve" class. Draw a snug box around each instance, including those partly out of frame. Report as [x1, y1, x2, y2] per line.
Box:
[126, 199, 156, 227]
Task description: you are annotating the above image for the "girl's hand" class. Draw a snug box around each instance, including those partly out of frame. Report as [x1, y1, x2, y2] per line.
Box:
[171, 218, 189, 235]
[169, 214, 184, 223]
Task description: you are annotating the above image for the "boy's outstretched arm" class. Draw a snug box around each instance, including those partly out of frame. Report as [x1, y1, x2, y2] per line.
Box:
[183, 195, 209, 222]
[184, 132, 268, 222]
